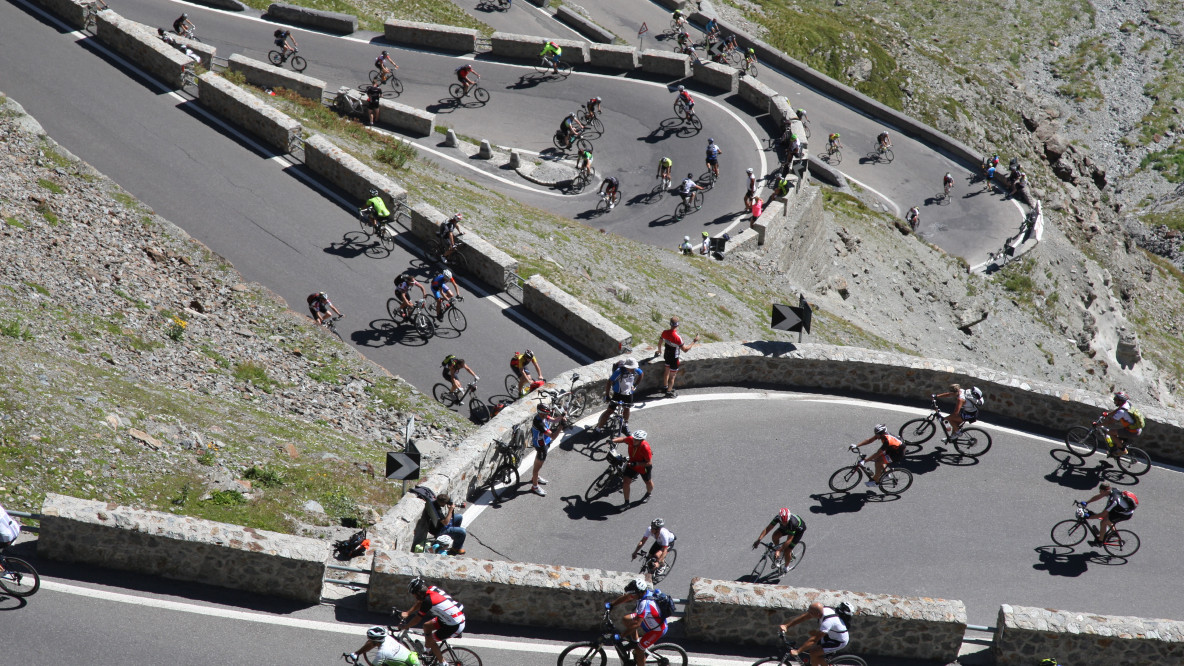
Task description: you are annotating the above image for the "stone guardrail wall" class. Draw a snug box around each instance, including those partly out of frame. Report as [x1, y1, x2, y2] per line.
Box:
[192, 0, 247, 10]
[692, 60, 738, 93]
[685, 578, 966, 661]
[95, 11, 192, 90]
[304, 133, 408, 207]
[738, 76, 778, 111]
[33, 0, 89, 30]
[172, 34, 217, 70]
[491, 33, 589, 65]
[196, 72, 302, 154]
[555, 6, 615, 44]
[267, 2, 357, 34]
[407, 202, 518, 292]
[383, 19, 479, 54]
[589, 44, 638, 71]
[640, 49, 692, 78]
[523, 275, 633, 359]
[228, 54, 325, 101]
[377, 99, 434, 138]
[994, 604, 1184, 665]
[38, 493, 327, 603]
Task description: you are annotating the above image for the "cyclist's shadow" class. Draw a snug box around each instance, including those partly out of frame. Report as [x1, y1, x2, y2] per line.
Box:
[631, 185, 666, 206]
[808, 490, 893, 515]
[507, 74, 545, 90]
[1045, 449, 1134, 488]
[1032, 545, 1117, 577]
[638, 120, 683, 144]
[559, 494, 619, 522]
[352, 318, 430, 348]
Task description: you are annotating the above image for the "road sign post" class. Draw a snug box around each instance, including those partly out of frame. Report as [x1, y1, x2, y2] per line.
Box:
[394, 417, 419, 492]
[771, 294, 813, 342]
[638, 22, 648, 49]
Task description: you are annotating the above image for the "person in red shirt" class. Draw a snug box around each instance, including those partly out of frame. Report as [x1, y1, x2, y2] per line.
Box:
[851, 424, 905, 487]
[612, 429, 653, 505]
[657, 316, 698, 398]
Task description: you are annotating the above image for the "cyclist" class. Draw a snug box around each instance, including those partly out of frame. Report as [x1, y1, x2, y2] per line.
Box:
[375, 50, 398, 83]
[796, 107, 809, 125]
[752, 508, 806, 573]
[1009, 170, 1027, 198]
[905, 206, 920, 230]
[577, 149, 594, 178]
[598, 176, 620, 209]
[440, 354, 478, 396]
[559, 110, 585, 149]
[657, 157, 673, 186]
[677, 173, 704, 209]
[393, 273, 427, 319]
[364, 83, 383, 125]
[455, 64, 478, 96]
[585, 96, 603, 120]
[173, 13, 194, 36]
[851, 424, 904, 488]
[344, 626, 419, 666]
[827, 132, 842, 153]
[438, 213, 464, 263]
[877, 131, 892, 151]
[671, 9, 687, 32]
[596, 356, 643, 433]
[396, 577, 465, 666]
[705, 138, 722, 178]
[306, 292, 342, 326]
[274, 29, 298, 59]
[658, 316, 698, 397]
[1098, 391, 1142, 456]
[540, 40, 563, 74]
[613, 429, 653, 505]
[772, 174, 791, 200]
[943, 172, 954, 195]
[510, 349, 543, 397]
[933, 384, 984, 439]
[779, 602, 850, 666]
[743, 168, 758, 209]
[430, 269, 461, 321]
[704, 16, 720, 41]
[608, 578, 666, 666]
[0, 502, 21, 559]
[679, 235, 694, 255]
[699, 230, 711, 255]
[723, 34, 740, 56]
[633, 517, 675, 575]
[675, 85, 695, 116]
[530, 403, 558, 496]
[743, 47, 757, 70]
[675, 30, 693, 51]
[1082, 482, 1136, 548]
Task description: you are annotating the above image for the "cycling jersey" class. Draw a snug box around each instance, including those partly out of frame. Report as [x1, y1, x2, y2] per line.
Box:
[603, 177, 619, 189]
[818, 608, 849, 649]
[174, 17, 187, 32]
[643, 526, 675, 547]
[678, 91, 694, 105]
[0, 504, 21, 544]
[1105, 488, 1136, 514]
[661, 328, 686, 359]
[375, 56, 388, 68]
[372, 637, 418, 666]
[659, 158, 673, 168]
[625, 435, 652, 473]
[608, 366, 641, 395]
[579, 151, 593, 163]
[541, 43, 562, 58]
[771, 512, 804, 535]
[706, 145, 720, 160]
[634, 594, 665, 634]
[746, 173, 757, 192]
[440, 218, 460, 237]
[958, 388, 981, 419]
[307, 293, 329, 312]
[531, 413, 554, 449]
[365, 85, 383, 106]
[367, 196, 390, 219]
[679, 178, 696, 195]
[829, 133, 840, 142]
[1111, 402, 1140, 433]
[394, 277, 415, 294]
[420, 586, 465, 626]
[510, 352, 534, 369]
[878, 132, 889, 143]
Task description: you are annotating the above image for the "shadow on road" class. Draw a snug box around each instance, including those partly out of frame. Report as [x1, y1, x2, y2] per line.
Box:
[559, 494, 620, 522]
[808, 489, 901, 515]
[1033, 544, 1123, 577]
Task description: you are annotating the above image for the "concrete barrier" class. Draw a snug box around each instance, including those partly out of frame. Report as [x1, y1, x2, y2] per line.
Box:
[377, 99, 434, 138]
[994, 604, 1184, 665]
[807, 155, 846, 188]
[588, 44, 638, 71]
[191, 0, 247, 10]
[32, 0, 89, 30]
[523, 275, 633, 359]
[555, 6, 615, 44]
[692, 60, 738, 93]
[770, 96, 795, 129]
[685, 578, 966, 661]
[383, 19, 478, 54]
[490, 33, 589, 65]
[407, 203, 517, 291]
[303, 134, 408, 207]
[95, 11, 192, 90]
[266, 3, 357, 34]
[172, 34, 217, 69]
[228, 53, 325, 101]
[640, 49, 691, 78]
[38, 494, 327, 603]
[738, 77, 778, 112]
[197, 73, 302, 153]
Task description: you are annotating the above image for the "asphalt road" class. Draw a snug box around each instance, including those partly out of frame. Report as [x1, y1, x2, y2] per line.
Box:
[460, 389, 1184, 627]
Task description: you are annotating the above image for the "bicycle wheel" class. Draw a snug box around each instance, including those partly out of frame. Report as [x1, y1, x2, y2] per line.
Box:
[434, 383, 460, 407]
[675, 201, 690, 219]
[692, 190, 704, 209]
[897, 418, 936, 446]
[750, 659, 785, 666]
[490, 458, 520, 502]
[557, 642, 607, 666]
[584, 467, 616, 502]
[534, 58, 550, 75]
[596, 198, 611, 214]
[473, 87, 490, 103]
[828, 465, 862, 492]
[557, 62, 573, 77]
[1063, 426, 1098, 456]
[1050, 519, 1088, 546]
[448, 83, 464, 99]
[1103, 529, 1140, 557]
[369, 70, 382, 85]
[783, 541, 805, 572]
[505, 373, 521, 397]
[1116, 446, 1151, 475]
[445, 250, 470, 272]
[649, 643, 688, 666]
[673, 100, 687, 119]
[725, 50, 742, 67]
[747, 62, 758, 78]
[290, 55, 307, 72]
[447, 306, 468, 332]
[564, 389, 589, 419]
[0, 557, 40, 597]
[829, 656, 868, 666]
[687, 113, 702, 130]
[413, 311, 435, 336]
[268, 50, 284, 66]
[828, 148, 843, 165]
[445, 645, 482, 666]
[610, 191, 621, 207]
[389, 77, 404, 95]
[575, 138, 592, 154]
[877, 468, 912, 494]
[953, 427, 992, 456]
[385, 297, 403, 321]
[651, 548, 676, 583]
[378, 225, 397, 251]
[360, 211, 375, 235]
[883, 148, 894, 162]
[588, 116, 604, 134]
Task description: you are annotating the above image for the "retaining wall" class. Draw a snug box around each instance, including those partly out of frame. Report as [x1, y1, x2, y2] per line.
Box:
[172, 34, 217, 69]
[377, 99, 434, 138]
[408, 202, 517, 291]
[692, 60, 738, 93]
[95, 11, 192, 90]
[266, 2, 357, 34]
[523, 275, 633, 359]
[491, 33, 589, 65]
[738, 77, 777, 113]
[304, 134, 408, 207]
[685, 578, 966, 661]
[555, 6, 615, 44]
[589, 44, 639, 71]
[192, 0, 247, 10]
[38, 493, 327, 603]
[994, 604, 1184, 665]
[640, 49, 691, 78]
[383, 19, 478, 54]
[228, 53, 325, 101]
[34, 0, 89, 30]
[197, 73, 302, 153]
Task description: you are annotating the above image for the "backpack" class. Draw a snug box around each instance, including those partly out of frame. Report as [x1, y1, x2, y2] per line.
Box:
[409, 485, 436, 505]
[822, 601, 853, 631]
[274, 29, 284, 38]
[1121, 490, 1138, 508]
[1129, 408, 1146, 430]
[333, 529, 369, 558]
[651, 589, 676, 620]
[441, 354, 457, 368]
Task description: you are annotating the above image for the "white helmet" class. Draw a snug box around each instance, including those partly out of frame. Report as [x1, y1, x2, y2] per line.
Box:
[632, 430, 648, 440]
[623, 357, 639, 369]
[625, 577, 649, 594]
[746, 168, 754, 174]
[435, 534, 454, 549]
[677, 85, 685, 92]
[367, 626, 386, 641]
[684, 235, 690, 241]
[442, 269, 453, 279]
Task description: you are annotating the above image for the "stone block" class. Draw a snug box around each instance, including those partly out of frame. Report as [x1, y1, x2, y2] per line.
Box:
[266, 3, 357, 34]
[172, 34, 217, 69]
[377, 99, 434, 137]
[191, 0, 246, 10]
[639, 49, 691, 78]
[407, 203, 517, 292]
[228, 53, 325, 101]
[32, 0, 89, 30]
[303, 134, 407, 207]
[738, 77, 778, 113]
[692, 60, 738, 93]
[383, 19, 478, 54]
[994, 604, 1184, 665]
[588, 44, 638, 71]
[95, 11, 192, 90]
[523, 275, 632, 359]
[555, 6, 615, 44]
[196, 73, 303, 153]
[491, 33, 589, 65]
[444, 129, 458, 147]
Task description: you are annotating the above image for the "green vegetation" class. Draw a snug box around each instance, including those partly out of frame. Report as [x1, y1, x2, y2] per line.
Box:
[375, 137, 417, 168]
[244, 465, 285, 488]
[1141, 207, 1184, 231]
[4, 216, 26, 229]
[36, 201, 59, 226]
[0, 318, 34, 341]
[233, 361, 277, 393]
[37, 178, 64, 194]
[208, 489, 248, 506]
[1051, 37, 1119, 102]
[1140, 146, 1184, 184]
[223, 69, 247, 86]
[24, 282, 50, 297]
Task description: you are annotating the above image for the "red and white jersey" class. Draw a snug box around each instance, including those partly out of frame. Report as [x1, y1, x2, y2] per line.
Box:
[419, 586, 465, 626]
[635, 595, 664, 632]
[660, 328, 684, 358]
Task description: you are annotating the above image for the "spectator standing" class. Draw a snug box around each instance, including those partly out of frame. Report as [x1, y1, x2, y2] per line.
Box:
[529, 403, 558, 496]
[657, 316, 699, 398]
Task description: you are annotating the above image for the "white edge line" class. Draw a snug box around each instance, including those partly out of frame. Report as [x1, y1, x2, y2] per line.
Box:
[841, 172, 901, 217]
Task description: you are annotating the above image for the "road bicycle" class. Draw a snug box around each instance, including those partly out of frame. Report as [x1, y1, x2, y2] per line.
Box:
[268, 48, 307, 72]
[558, 608, 688, 666]
[535, 56, 572, 78]
[658, 171, 672, 191]
[504, 372, 544, 398]
[538, 373, 589, 430]
[357, 205, 397, 251]
[674, 191, 703, 220]
[448, 75, 490, 103]
[376, 613, 482, 666]
[597, 188, 622, 213]
[571, 166, 593, 193]
[672, 99, 702, 128]
[178, 25, 199, 42]
[639, 544, 677, 584]
[751, 633, 867, 666]
[749, 539, 805, 582]
[0, 549, 40, 597]
[743, 57, 759, 78]
[323, 313, 344, 340]
[822, 142, 842, 165]
[430, 236, 469, 272]
[387, 297, 435, 336]
[433, 295, 468, 332]
[434, 379, 484, 420]
[896, 396, 992, 456]
[584, 444, 628, 502]
[577, 108, 604, 134]
[869, 142, 894, 163]
[1050, 500, 1140, 557]
[703, 165, 718, 188]
[828, 447, 913, 495]
[488, 423, 527, 503]
[938, 180, 953, 205]
[1063, 421, 1151, 476]
[553, 128, 592, 154]
[368, 69, 404, 95]
[666, 17, 689, 37]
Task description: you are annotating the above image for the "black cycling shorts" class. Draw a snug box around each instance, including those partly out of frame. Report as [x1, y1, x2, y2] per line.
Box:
[1110, 510, 1133, 524]
[609, 392, 634, 407]
[664, 352, 681, 371]
[433, 622, 461, 641]
[441, 368, 455, 383]
[886, 446, 905, 464]
[625, 464, 652, 481]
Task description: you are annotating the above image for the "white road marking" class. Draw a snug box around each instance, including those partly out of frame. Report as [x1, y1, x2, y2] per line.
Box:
[841, 172, 901, 217]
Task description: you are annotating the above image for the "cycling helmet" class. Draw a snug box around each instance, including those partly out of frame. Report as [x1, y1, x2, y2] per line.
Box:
[369, 188, 378, 197]
[382, 50, 388, 56]
[435, 534, 454, 549]
[408, 576, 428, 596]
[746, 168, 754, 174]
[970, 386, 983, 401]
[593, 96, 602, 102]
[683, 235, 690, 242]
[537, 403, 554, 416]
[651, 518, 665, 529]
[319, 292, 328, 299]
[747, 47, 755, 54]
[442, 269, 453, 279]
[778, 508, 791, 523]
[182, 12, 188, 18]
[678, 85, 686, 92]
[1113, 391, 1129, 405]
[624, 577, 649, 594]
[367, 626, 387, 641]
[702, 231, 709, 237]
[523, 349, 533, 358]
[945, 172, 952, 178]
[548, 41, 557, 47]
[452, 212, 463, 220]
[1039, 660, 1058, 666]
[687, 173, 695, 179]
[632, 430, 648, 440]
[708, 138, 715, 144]
[158, 28, 166, 35]
[873, 424, 888, 435]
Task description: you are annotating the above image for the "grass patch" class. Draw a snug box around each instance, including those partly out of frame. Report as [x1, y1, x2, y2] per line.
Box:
[24, 282, 50, 297]
[37, 178, 64, 194]
[4, 216, 27, 229]
[375, 138, 417, 168]
[112, 191, 136, 207]
[0, 318, 34, 341]
[208, 489, 248, 506]
[36, 202, 59, 226]
[1141, 207, 1184, 232]
[244, 465, 285, 488]
[1140, 147, 1184, 184]
[233, 361, 277, 393]
[223, 69, 247, 86]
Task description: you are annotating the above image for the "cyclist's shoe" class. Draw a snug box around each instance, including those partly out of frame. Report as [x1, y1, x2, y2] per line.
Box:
[656, 564, 668, 576]
[640, 492, 651, 503]
[537, 477, 549, 485]
[448, 548, 466, 555]
[864, 481, 877, 488]
[780, 562, 790, 574]
[530, 485, 546, 497]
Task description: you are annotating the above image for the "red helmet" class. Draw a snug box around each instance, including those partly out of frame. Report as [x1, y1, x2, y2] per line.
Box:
[778, 508, 791, 524]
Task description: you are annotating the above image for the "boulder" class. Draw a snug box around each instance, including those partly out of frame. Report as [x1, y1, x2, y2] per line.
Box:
[1044, 133, 1070, 160]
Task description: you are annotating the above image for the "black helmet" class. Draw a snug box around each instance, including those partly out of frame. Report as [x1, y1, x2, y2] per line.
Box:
[181, 12, 188, 18]
[369, 188, 378, 197]
[873, 424, 887, 435]
[687, 173, 694, 179]
[408, 576, 428, 596]
[382, 50, 388, 56]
